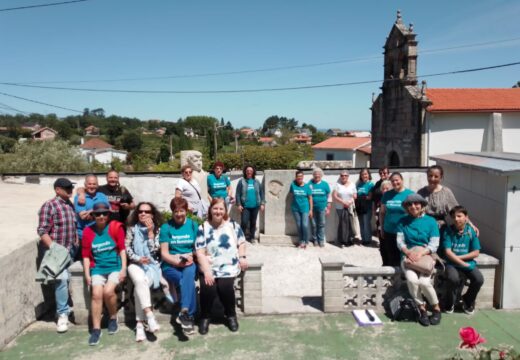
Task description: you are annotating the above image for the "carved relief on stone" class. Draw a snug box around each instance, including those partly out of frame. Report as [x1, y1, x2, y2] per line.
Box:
[267, 180, 284, 199]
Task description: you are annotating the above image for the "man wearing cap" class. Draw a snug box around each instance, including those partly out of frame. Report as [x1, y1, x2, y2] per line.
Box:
[74, 174, 109, 242]
[37, 177, 78, 333]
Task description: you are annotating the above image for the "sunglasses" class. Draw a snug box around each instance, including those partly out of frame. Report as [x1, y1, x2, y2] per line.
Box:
[94, 211, 109, 217]
[184, 170, 192, 174]
[138, 210, 152, 214]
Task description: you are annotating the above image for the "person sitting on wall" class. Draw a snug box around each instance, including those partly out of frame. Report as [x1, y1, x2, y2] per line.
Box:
[442, 205, 484, 315]
[82, 200, 127, 346]
[397, 193, 442, 327]
[74, 174, 109, 245]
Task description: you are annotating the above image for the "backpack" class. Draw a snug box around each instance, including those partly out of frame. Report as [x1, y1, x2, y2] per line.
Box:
[386, 293, 420, 322]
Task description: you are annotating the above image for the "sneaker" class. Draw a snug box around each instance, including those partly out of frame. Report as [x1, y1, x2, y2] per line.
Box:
[88, 329, 102, 346]
[463, 303, 475, 315]
[429, 311, 442, 326]
[56, 314, 69, 333]
[319, 242, 325, 248]
[418, 311, 430, 327]
[199, 318, 210, 335]
[107, 318, 119, 334]
[135, 323, 146, 342]
[445, 305, 455, 314]
[176, 310, 195, 335]
[146, 314, 160, 333]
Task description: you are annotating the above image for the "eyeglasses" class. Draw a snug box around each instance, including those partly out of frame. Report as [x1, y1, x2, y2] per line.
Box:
[340, 175, 349, 177]
[184, 171, 192, 174]
[138, 210, 152, 214]
[94, 212, 109, 217]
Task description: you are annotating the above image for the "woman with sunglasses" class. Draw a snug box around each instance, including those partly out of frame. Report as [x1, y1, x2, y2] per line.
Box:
[126, 202, 171, 342]
[397, 194, 442, 326]
[380, 172, 414, 266]
[332, 170, 357, 247]
[176, 164, 207, 218]
[82, 200, 127, 346]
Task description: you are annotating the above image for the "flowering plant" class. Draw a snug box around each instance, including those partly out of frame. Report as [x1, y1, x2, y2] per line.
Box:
[449, 327, 519, 359]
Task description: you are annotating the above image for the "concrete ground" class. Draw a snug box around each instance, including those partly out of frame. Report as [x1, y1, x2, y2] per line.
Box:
[248, 242, 382, 313]
[3, 310, 520, 360]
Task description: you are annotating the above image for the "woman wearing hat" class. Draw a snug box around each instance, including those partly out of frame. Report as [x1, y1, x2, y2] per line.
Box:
[397, 193, 442, 326]
[82, 200, 127, 346]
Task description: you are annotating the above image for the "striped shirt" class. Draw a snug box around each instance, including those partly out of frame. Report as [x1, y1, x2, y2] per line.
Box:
[37, 196, 77, 250]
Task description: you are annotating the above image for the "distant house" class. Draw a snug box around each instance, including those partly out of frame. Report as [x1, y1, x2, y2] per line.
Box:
[84, 125, 100, 136]
[299, 128, 313, 137]
[259, 137, 277, 147]
[346, 131, 371, 138]
[184, 128, 195, 138]
[80, 138, 127, 164]
[291, 134, 312, 145]
[22, 123, 40, 132]
[312, 137, 371, 167]
[240, 127, 258, 138]
[326, 128, 344, 137]
[31, 127, 57, 141]
[266, 128, 283, 138]
[155, 127, 166, 136]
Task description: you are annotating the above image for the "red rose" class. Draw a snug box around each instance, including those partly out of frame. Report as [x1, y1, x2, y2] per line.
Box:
[459, 327, 486, 348]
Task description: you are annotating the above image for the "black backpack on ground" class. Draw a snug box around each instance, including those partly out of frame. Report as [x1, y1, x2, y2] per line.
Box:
[385, 292, 420, 322]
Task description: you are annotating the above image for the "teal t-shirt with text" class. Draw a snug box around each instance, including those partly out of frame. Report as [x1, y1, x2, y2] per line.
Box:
[207, 173, 230, 199]
[356, 181, 374, 197]
[397, 215, 440, 249]
[244, 179, 258, 208]
[159, 218, 197, 269]
[90, 226, 121, 276]
[382, 188, 414, 233]
[290, 181, 312, 213]
[308, 180, 331, 211]
[442, 224, 481, 270]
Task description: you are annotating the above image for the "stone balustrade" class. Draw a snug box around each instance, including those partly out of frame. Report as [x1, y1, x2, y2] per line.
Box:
[321, 254, 499, 313]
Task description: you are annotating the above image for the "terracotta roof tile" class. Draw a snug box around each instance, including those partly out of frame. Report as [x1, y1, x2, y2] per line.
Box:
[312, 137, 371, 150]
[357, 146, 372, 155]
[80, 138, 113, 149]
[426, 88, 520, 113]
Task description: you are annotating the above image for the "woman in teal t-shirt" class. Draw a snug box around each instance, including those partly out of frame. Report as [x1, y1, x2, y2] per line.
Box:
[307, 168, 331, 247]
[380, 172, 414, 266]
[396, 193, 441, 327]
[235, 165, 265, 242]
[207, 161, 233, 207]
[290, 170, 313, 248]
[355, 168, 374, 246]
[160, 197, 198, 335]
[82, 201, 127, 346]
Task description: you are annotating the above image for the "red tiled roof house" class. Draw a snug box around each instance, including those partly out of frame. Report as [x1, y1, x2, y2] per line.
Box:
[312, 137, 371, 167]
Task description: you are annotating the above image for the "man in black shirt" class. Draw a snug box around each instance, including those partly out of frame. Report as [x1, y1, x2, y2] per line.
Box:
[97, 170, 135, 223]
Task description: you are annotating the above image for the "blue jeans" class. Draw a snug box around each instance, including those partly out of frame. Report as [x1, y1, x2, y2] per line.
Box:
[55, 269, 70, 316]
[292, 211, 310, 245]
[240, 207, 260, 241]
[358, 210, 372, 245]
[162, 263, 197, 316]
[311, 208, 327, 244]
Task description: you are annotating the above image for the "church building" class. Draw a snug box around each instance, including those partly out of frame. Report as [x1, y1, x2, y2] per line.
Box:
[371, 11, 520, 167]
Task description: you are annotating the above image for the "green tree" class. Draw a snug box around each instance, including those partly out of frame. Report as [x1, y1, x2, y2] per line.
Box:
[156, 144, 170, 163]
[0, 135, 16, 153]
[121, 130, 143, 152]
[312, 131, 328, 144]
[0, 140, 89, 173]
[183, 116, 218, 136]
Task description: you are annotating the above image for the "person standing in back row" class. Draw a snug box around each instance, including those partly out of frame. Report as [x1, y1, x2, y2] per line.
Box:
[307, 168, 331, 247]
[235, 165, 265, 243]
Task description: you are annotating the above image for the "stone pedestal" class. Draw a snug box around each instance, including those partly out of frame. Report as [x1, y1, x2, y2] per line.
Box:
[241, 262, 263, 314]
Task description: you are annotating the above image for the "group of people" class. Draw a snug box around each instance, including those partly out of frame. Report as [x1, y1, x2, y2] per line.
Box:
[37, 162, 485, 345]
[289, 167, 377, 248]
[37, 166, 251, 346]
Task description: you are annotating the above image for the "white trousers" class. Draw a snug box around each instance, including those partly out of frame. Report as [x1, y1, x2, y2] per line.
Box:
[127, 264, 152, 321]
[401, 261, 439, 306]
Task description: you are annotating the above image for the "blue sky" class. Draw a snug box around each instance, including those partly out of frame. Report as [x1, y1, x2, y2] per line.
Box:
[0, 0, 519, 130]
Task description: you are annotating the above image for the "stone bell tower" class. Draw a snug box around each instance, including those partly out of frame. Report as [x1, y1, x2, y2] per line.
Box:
[371, 10, 428, 167]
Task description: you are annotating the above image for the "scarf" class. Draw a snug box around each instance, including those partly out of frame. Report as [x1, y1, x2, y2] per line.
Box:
[133, 224, 161, 289]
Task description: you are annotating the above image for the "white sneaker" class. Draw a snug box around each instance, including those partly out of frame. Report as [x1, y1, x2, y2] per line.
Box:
[146, 314, 160, 333]
[135, 323, 146, 342]
[56, 314, 69, 333]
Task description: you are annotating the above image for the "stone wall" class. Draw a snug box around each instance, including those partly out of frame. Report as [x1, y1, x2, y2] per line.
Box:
[0, 241, 48, 348]
[320, 254, 499, 313]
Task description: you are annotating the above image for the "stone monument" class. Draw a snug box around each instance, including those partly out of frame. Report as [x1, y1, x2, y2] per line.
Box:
[180, 150, 209, 200]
